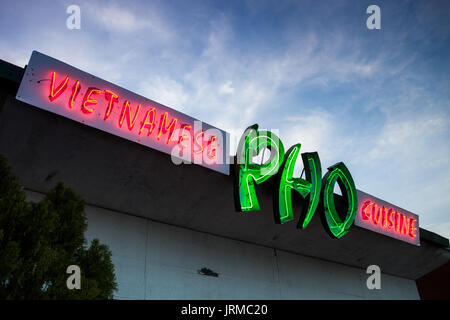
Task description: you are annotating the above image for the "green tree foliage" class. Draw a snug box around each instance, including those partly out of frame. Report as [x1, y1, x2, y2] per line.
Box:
[0, 154, 117, 299]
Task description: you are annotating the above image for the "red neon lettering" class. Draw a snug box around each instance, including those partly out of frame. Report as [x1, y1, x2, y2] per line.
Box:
[139, 108, 156, 136]
[157, 112, 177, 144]
[81, 87, 102, 114]
[409, 218, 417, 238]
[372, 204, 382, 225]
[69, 80, 81, 109]
[361, 200, 373, 220]
[104, 90, 119, 120]
[395, 211, 402, 233]
[178, 124, 191, 148]
[387, 208, 395, 229]
[381, 207, 388, 228]
[49, 72, 69, 102]
[194, 131, 205, 154]
[119, 100, 141, 130]
[361, 200, 417, 239]
[401, 215, 410, 235]
[208, 136, 217, 159]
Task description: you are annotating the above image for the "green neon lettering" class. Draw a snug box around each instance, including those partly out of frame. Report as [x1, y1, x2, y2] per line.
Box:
[234, 124, 285, 212]
[274, 144, 322, 228]
[233, 124, 358, 239]
[321, 162, 357, 238]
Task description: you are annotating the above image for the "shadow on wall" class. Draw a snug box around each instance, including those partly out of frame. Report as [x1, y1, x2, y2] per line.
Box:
[416, 260, 450, 300]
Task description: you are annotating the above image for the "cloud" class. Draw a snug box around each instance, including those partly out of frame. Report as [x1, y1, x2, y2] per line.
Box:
[0, 40, 30, 67]
[84, 2, 174, 41]
[97, 6, 146, 32]
[280, 109, 335, 153]
[364, 115, 447, 168]
[423, 221, 450, 241]
[138, 76, 189, 112]
[0, 0, 449, 237]
[219, 81, 234, 95]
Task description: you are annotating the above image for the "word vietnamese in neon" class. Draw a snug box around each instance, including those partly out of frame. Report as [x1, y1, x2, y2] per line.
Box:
[233, 124, 358, 239]
[354, 190, 420, 245]
[47, 71, 216, 153]
[16, 51, 230, 175]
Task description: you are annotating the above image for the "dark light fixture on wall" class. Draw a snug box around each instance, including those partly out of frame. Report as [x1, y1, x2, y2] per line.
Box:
[198, 267, 219, 277]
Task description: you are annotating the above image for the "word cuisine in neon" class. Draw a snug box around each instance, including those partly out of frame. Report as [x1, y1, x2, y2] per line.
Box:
[360, 200, 417, 239]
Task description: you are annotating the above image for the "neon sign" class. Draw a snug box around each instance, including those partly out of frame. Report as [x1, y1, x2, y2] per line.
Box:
[16, 51, 229, 175]
[233, 124, 358, 239]
[354, 190, 420, 245]
[15, 51, 420, 244]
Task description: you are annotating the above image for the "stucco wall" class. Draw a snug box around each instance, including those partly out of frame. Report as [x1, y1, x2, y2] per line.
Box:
[81, 203, 419, 300]
[2, 95, 447, 282]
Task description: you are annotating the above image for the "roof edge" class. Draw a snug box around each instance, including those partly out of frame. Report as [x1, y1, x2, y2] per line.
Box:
[420, 228, 450, 248]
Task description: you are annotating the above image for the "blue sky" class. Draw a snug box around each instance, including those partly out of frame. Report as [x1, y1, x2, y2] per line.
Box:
[1, 0, 449, 239]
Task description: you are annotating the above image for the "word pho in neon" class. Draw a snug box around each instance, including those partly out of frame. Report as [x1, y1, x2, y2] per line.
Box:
[233, 124, 358, 239]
